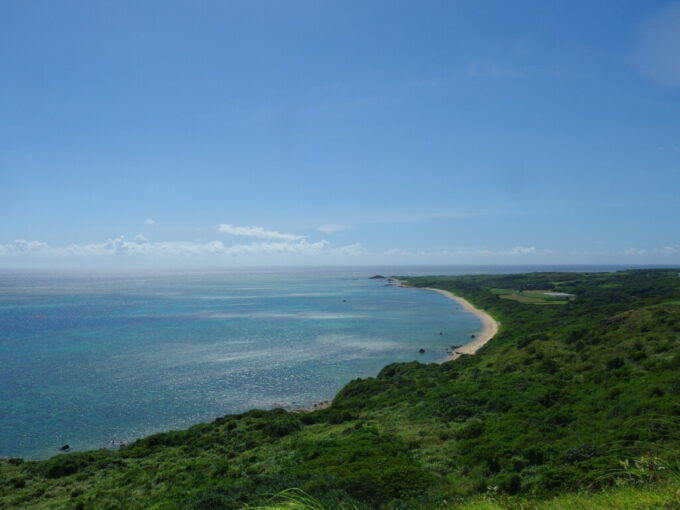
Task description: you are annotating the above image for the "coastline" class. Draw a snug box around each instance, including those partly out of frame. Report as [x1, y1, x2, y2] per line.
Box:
[302, 284, 500, 411]
[300, 283, 499, 412]
[11, 275, 499, 457]
[420, 287, 499, 361]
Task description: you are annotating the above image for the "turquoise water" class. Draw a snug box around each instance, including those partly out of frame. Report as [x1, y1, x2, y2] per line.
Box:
[1, 265, 661, 459]
[0, 267, 484, 459]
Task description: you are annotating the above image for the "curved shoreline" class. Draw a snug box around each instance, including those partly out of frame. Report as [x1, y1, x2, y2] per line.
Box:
[421, 287, 499, 361]
[302, 285, 499, 412]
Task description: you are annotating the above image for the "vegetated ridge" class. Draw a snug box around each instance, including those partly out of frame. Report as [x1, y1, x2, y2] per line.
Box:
[2, 269, 680, 509]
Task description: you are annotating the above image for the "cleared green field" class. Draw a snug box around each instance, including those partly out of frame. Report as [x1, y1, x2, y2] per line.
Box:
[501, 295, 569, 305]
[490, 288, 573, 305]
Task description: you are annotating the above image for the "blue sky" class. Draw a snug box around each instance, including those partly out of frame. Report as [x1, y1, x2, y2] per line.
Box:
[1, 0, 679, 267]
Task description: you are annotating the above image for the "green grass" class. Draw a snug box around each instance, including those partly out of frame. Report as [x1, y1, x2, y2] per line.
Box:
[489, 288, 572, 305]
[458, 486, 680, 509]
[245, 484, 680, 510]
[498, 294, 568, 305]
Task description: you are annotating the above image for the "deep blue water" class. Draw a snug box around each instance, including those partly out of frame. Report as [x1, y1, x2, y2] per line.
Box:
[0, 265, 669, 459]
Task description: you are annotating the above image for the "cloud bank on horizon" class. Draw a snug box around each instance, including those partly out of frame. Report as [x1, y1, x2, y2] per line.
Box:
[0, 223, 678, 267]
[0, 235, 542, 264]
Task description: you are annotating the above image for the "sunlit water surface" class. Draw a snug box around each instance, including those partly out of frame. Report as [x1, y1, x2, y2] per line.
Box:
[0, 265, 649, 459]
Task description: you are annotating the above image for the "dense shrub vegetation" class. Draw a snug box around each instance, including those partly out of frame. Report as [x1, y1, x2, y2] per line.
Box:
[1, 269, 680, 509]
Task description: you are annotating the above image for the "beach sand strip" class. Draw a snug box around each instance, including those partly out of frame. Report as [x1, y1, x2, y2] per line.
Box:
[422, 287, 499, 361]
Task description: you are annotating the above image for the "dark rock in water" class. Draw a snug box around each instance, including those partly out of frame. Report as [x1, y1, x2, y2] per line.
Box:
[471, 334, 476, 339]
[59, 444, 70, 451]
[369, 275, 386, 279]
[343, 299, 347, 302]
[439, 332, 443, 335]
[418, 348, 426, 353]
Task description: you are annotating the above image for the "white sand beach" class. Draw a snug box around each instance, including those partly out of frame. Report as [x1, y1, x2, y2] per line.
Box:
[422, 287, 499, 361]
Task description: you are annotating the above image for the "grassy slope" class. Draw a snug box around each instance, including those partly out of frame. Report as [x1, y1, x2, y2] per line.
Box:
[1, 269, 680, 510]
[228, 484, 680, 510]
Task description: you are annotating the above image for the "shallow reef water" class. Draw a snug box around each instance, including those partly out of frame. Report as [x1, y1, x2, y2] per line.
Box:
[0, 267, 482, 459]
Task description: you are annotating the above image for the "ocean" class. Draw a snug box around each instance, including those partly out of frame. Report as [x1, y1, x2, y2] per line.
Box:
[0, 265, 663, 459]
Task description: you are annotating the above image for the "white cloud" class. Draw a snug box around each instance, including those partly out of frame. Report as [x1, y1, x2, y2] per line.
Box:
[383, 245, 543, 258]
[569, 250, 605, 257]
[501, 246, 537, 255]
[145, 219, 156, 226]
[633, 1, 680, 86]
[625, 246, 680, 256]
[2, 236, 333, 259]
[0, 239, 50, 256]
[337, 243, 366, 256]
[383, 247, 491, 258]
[217, 224, 304, 241]
[656, 245, 680, 255]
[318, 224, 348, 234]
[446, 246, 495, 257]
[385, 248, 413, 257]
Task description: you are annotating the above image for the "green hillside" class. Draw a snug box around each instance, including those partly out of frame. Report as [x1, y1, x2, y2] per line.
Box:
[2, 269, 680, 509]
